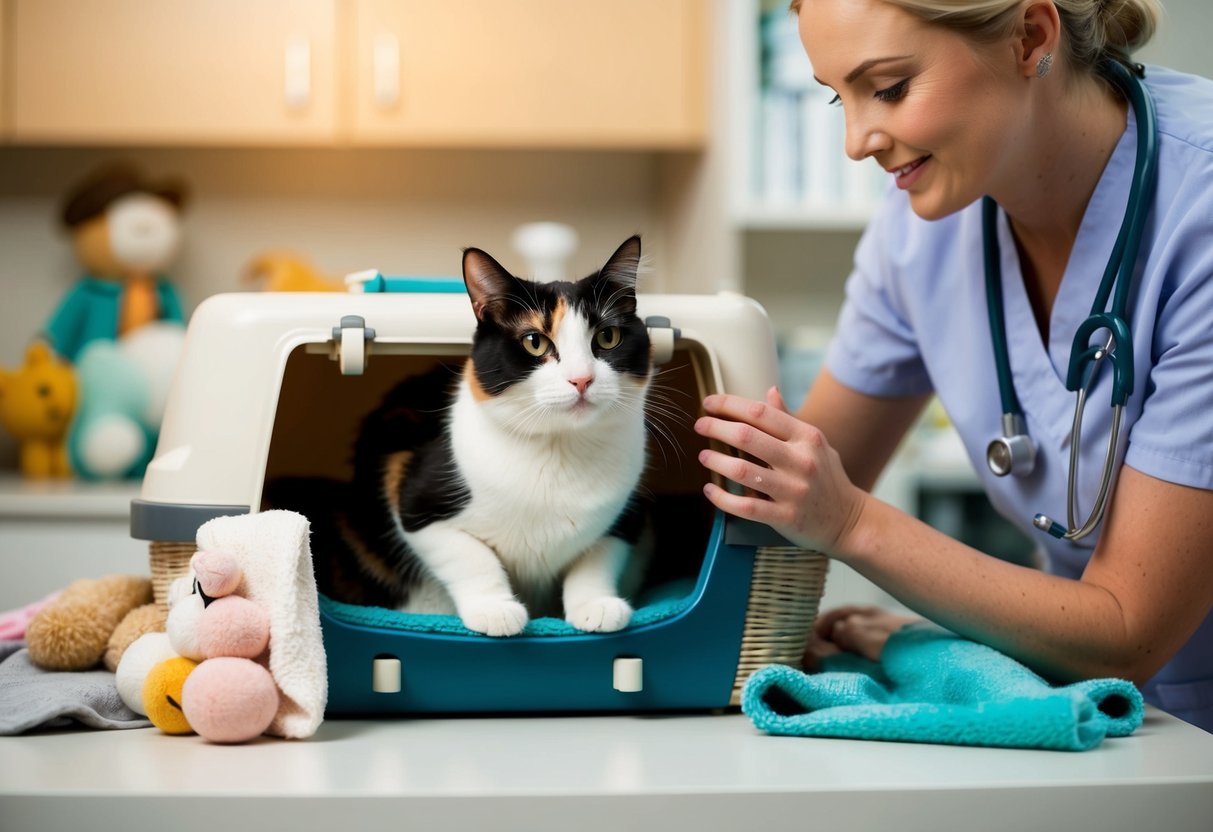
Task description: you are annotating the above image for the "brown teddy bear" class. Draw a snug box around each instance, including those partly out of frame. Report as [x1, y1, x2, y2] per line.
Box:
[25, 574, 162, 672]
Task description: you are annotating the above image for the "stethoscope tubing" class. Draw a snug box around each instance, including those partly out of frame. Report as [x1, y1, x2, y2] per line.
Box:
[985, 59, 1159, 541]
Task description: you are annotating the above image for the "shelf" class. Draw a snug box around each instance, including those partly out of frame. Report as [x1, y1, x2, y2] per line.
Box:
[0, 472, 139, 520]
[735, 202, 874, 231]
[726, 0, 880, 238]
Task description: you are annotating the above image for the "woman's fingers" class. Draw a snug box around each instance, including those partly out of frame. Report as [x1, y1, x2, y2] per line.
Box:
[698, 448, 782, 498]
[701, 481, 784, 525]
[698, 390, 802, 443]
[802, 633, 842, 671]
[828, 615, 889, 662]
[813, 605, 881, 639]
[812, 607, 924, 663]
[766, 385, 791, 413]
[694, 414, 786, 468]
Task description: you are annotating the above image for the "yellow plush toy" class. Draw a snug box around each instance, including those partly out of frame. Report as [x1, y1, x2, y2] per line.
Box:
[0, 342, 78, 478]
[242, 251, 343, 293]
[143, 655, 198, 735]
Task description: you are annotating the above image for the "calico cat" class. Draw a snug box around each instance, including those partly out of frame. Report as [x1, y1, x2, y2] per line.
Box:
[284, 236, 652, 637]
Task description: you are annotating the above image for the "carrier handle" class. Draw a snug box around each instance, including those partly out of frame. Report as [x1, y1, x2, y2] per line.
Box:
[332, 315, 376, 375]
[645, 316, 681, 365]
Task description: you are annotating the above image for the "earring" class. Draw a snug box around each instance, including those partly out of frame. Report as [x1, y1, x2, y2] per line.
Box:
[1035, 52, 1054, 79]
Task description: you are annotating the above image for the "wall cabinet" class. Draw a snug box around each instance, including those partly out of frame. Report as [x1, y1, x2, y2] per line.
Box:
[9, 0, 341, 145]
[6, 0, 705, 149]
[351, 0, 704, 148]
[0, 6, 7, 136]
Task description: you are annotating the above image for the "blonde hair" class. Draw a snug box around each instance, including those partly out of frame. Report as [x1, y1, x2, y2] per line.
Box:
[788, 1, 1163, 76]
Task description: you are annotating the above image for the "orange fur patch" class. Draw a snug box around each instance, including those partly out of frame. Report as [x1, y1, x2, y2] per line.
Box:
[465, 359, 491, 401]
[337, 514, 402, 590]
[382, 451, 413, 515]
[548, 299, 567, 339]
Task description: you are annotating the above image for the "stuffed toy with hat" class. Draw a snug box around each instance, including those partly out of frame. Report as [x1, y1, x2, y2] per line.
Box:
[0, 341, 78, 478]
[117, 549, 280, 743]
[38, 160, 190, 480]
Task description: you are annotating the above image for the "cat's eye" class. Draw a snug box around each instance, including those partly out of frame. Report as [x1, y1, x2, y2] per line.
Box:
[521, 332, 552, 357]
[594, 326, 622, 350]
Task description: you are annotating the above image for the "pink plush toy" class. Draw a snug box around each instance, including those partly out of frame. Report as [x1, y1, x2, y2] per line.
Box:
[164, 549, 279, 743]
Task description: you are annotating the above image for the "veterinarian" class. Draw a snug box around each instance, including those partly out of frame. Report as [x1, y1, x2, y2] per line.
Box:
[696, 0, 1213, 732]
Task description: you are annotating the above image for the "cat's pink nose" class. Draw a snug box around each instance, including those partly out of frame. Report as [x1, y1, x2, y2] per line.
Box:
[569, 376, 593, 395]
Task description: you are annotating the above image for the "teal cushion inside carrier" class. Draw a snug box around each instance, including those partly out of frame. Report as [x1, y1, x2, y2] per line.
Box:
[318, 581, 696, 637]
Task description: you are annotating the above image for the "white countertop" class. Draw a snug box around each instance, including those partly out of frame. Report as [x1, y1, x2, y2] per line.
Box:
[2, 709, 1211, 832]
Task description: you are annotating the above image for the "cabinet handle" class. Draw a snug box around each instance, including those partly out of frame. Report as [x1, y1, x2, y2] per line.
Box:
[284, 34, 312, 111]
[373, 32, 400, 109]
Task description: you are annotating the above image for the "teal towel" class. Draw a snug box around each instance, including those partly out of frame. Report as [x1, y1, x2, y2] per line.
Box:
[742, 622, 1143, 751]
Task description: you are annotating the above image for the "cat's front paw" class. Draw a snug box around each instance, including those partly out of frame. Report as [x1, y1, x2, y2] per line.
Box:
[566, 597, 633, 633]
[460, 598, 529, 637]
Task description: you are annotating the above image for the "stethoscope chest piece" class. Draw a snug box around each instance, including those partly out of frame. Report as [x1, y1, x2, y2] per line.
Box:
[987, 413, 1036, 477]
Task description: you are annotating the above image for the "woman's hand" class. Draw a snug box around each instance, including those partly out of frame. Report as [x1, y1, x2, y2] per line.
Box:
[694, 386, 867, 555]
[803, 605, 922, 670]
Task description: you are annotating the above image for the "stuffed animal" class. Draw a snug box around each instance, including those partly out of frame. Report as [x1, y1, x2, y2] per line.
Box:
[25, 575, 153, 671]
[117, 549, 280, 743]
[0, 342, 78, 478]
[68, 320, 184, 480]
[142, 655, 198, 735]
[40, 161, 189, 480]
[242, 251, 344, 292]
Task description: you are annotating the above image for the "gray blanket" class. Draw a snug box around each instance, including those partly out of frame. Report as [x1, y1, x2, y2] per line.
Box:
[0, 640, 150, 735]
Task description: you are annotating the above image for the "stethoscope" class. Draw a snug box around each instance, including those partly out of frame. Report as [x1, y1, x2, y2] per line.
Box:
[983, 59, 1159, 542]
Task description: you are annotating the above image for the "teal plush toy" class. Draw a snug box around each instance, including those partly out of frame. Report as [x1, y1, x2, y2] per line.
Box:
[69, 321, 184, 480]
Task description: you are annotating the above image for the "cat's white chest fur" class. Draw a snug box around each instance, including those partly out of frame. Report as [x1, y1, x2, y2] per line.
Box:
[448, 380, 646, 577]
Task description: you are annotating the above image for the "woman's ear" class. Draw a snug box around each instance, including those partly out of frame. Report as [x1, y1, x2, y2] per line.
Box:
[1016, 1, 1062, 79]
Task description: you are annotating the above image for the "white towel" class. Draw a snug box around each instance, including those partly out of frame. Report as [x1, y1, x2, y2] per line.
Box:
[195, 510, 326, 739]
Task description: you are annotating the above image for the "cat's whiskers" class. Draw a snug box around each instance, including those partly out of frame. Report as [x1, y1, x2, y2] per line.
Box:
[609, 379, 690, 471]
[499, 399, 556, 440]
[618, 403, 679, 472]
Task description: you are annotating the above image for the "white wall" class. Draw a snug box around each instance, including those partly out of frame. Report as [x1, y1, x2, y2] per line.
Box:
[1138, 0, 1213, 78]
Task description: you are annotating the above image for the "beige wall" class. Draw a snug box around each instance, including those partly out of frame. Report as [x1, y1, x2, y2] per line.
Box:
[0, 146, 705, 469]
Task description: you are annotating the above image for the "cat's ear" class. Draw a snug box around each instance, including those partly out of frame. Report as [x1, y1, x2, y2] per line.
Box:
[600, 235, 642, 292]
[463, 248, 517, 321]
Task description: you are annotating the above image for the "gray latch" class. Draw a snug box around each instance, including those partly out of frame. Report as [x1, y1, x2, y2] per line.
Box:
[332, 315, 376, 375]
[645, 316, 681, 365]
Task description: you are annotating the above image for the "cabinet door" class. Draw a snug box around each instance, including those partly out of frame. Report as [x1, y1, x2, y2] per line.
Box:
[0, 3, 8, 137]
[350, 0, 705, 148]
[10, 0, 338, 144]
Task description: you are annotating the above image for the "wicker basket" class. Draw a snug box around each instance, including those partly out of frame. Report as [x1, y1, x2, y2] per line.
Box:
[149, 541, 195, 614]
[730, 545, 830, 705]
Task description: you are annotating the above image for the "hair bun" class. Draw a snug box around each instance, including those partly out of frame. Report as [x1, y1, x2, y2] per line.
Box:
[1097, 0, 1161, 54]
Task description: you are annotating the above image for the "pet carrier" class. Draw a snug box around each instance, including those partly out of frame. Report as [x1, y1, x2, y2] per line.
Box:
[131, 276, 828, 714]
